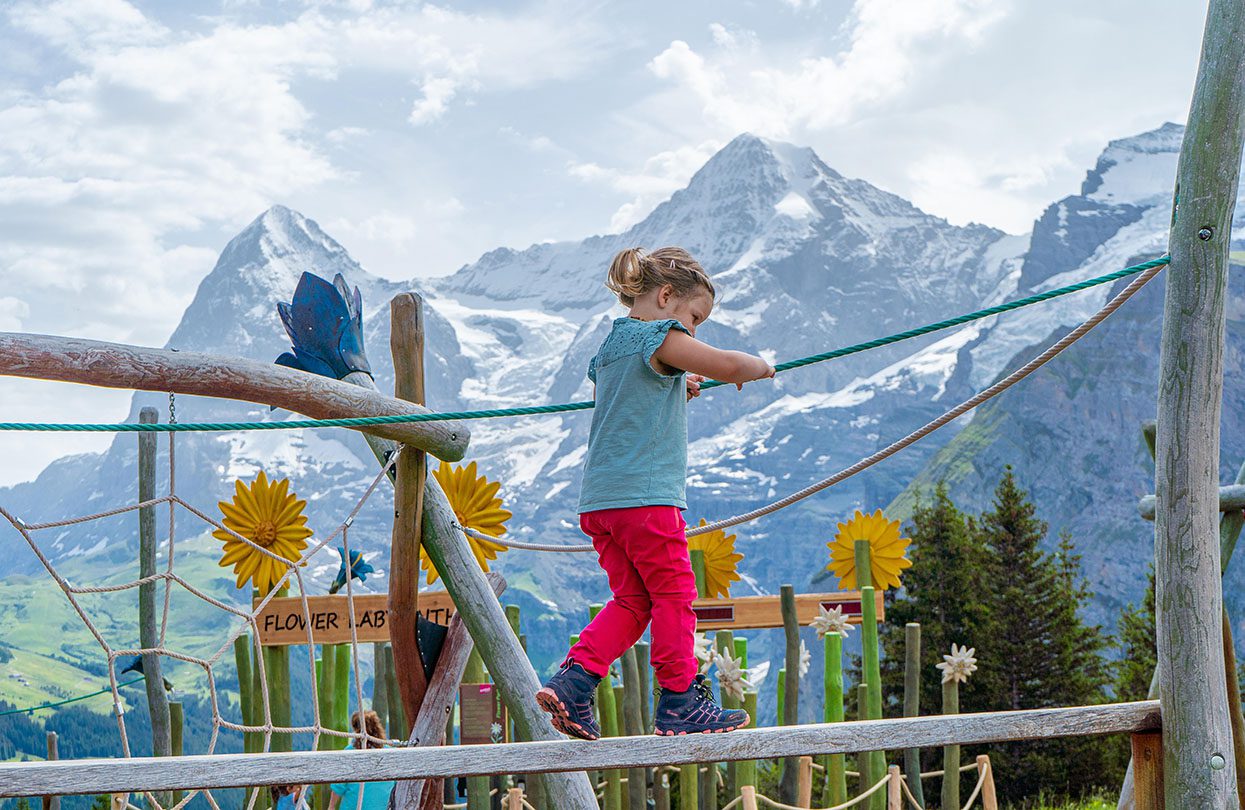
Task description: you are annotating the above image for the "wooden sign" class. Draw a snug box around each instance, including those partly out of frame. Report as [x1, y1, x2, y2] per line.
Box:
[691, 591, 883, 631]
[459, 683, 507, 745]
[255, 590, 882, 645]
[253, 592, 457, 647]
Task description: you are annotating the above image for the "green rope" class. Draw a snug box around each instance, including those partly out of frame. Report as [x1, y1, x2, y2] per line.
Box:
[0, 256, 1169, 433]
[0, 677, 145, 717]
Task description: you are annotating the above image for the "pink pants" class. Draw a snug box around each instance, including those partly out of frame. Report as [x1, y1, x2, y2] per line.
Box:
[565, 506, 699, 691]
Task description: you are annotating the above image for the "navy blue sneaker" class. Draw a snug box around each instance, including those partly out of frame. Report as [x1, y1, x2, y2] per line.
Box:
[536, 660, 602, 741]
[654, 674, 750, 736]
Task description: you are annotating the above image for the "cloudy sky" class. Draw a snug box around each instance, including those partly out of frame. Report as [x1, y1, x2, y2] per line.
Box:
[0, 0, 1209, 485]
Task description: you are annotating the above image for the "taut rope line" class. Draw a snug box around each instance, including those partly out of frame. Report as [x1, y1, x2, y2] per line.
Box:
[0, 257, 1170, 434]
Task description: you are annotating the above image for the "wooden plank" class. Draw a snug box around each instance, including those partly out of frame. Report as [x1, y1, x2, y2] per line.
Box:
[1154, 0, 1245, 804]
[390, 292, 429, 737]
[692, 591, 882, 631]
[256, 589, 878, 645]
[1130, 733, 1163, 810]
[253, 592, 458, 646]
[0, 332, 469, 460]
[1137, 484, 1245, 520]
[0, 702, 1161, 797]
[975, 755, 997, 810]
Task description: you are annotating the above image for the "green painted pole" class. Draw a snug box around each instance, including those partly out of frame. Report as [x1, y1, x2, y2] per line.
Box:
[715, 631, 738, 798]
[232, 636, 255, 755]
[856, 683, 870, 795]
[169, 701, 184, 807]
[636, 642, 653, 734]
[679, 763, 698, 810]
[334, 643, 351, 737]
[855, 540, 885, 810]
[137, 408, 171, 810]
[941, 679, 960, 810]
[776, 668, 786, 725]
[738, 691, 759, 790]
[779, 584, 800, 804]
[248, 628, 269, 810]
[464, 648, 489, 810]
[261, 587, 292, 757]
[690, 550, 708, 600]
[318, 648, 337, 747]
[371, 643, 388, 719]
[822, 631, 847, 807]
[589, 604, 622, 810]
[383, 644, 406, 749]
[903, 624, 925, 809]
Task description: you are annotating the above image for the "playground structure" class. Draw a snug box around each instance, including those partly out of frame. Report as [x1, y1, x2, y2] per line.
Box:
[0, 1, 1243, 807]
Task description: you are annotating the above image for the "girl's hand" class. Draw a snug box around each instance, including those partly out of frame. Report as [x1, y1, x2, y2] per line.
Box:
[735, 362, 776, 390]
[687, 374, 705, 401]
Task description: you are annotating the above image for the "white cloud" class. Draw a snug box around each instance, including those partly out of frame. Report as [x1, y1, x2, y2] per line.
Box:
[568, 141, 723, 232]
[0, 296, 29, 331]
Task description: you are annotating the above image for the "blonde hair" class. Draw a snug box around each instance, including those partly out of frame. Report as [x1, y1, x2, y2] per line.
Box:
[351, 709, 387, 748]
[605, 247, 714, 307]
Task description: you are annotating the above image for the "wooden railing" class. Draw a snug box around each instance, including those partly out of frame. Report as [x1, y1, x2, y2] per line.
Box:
[0, 701, 1160, 799]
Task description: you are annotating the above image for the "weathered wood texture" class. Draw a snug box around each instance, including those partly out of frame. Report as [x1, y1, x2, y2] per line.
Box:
[137, 408, 172, 809]
[976, 755, 997, 810]
[0, 702, 1161, 797]
[0, 333, 468, 460]
[779, 584, 800, 803]
[42, 732, 59, 810]
[1131, 733, 1164, 810]
[1154, 0, 1245, 805]
[1137, 485, 1245, 520]
[418, 476, 597, 808]
[902, 623, 924, 809]
[392, 573, 506, 810]
[389, 293, 429, 738]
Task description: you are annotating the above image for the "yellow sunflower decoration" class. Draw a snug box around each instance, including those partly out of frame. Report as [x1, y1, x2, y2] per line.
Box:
[421, 460, 511, 584]
[826, 509, 912, 591]
[688, 519, 744, 598]
[213, 471, 313, 595]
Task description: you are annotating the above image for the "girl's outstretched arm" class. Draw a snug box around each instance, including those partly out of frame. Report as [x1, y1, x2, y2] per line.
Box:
[655, 330, 774, 389]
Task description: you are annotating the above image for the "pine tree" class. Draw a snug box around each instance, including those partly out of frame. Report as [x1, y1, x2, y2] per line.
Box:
[1115, 569, 1157, 701]
[975, 471, 1115, 801]
[878, 483, 994, 715]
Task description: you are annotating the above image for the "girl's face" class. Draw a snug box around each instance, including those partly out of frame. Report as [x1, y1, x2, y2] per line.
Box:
[653, 285, 714, 337]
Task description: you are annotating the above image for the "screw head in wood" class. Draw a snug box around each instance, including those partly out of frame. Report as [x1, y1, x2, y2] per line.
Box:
[1211, 753, 1226, 770]
[1198, 227, 1214, 241]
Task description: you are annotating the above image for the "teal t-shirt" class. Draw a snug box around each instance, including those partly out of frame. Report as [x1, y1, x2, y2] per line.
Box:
[578, 317, 691, 513]
[330, 746, 394, 810]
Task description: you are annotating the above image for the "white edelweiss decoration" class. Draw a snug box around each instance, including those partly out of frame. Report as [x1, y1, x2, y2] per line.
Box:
[799, 640, 811, 677]
[693, 632, 717, 674]
[810, 605, 853, 639]
[745, 660, 771, 690]
[936, 643, 978, 684]
[715, 650, 754, 702]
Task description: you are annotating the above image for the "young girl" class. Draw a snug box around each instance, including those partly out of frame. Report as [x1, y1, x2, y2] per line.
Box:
[536, 246, 774, 739]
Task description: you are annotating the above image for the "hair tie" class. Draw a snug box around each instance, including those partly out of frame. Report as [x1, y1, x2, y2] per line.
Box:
[670, 259, 676, 270]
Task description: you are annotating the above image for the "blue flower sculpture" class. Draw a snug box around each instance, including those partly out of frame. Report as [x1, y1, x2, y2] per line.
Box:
[119, 655, 174, 692]
[275, 272, 371, 380]
[329, 546, 374, 594]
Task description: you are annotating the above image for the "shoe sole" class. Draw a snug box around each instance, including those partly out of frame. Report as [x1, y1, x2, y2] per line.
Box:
[654, 711, 751, 736]
[536, 687, 600, 741]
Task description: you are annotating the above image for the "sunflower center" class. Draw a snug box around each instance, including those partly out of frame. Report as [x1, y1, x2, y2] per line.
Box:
[252, 521, 278, 547]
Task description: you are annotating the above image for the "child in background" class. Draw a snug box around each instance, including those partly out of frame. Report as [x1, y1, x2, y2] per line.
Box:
[537, 246, 774, 739]
[327, 710, 394, 810]
[270, 784, 308, 810]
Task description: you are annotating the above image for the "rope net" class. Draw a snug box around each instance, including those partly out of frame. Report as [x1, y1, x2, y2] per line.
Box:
[1, 424, 407, 810]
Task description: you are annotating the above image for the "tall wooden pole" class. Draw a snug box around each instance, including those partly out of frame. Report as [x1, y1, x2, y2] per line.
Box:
[779, 584, 800, 804]
[1154, 0, 1245, 805]
[390, 293, 430, 737]
[137, 407, 172, 810]
[902, 624, 924, 809]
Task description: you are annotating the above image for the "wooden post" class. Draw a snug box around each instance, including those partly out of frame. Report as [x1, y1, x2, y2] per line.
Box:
[856, 683, 870, 791]
[261, 627, 292, 754]
[714, 631, 738, 797]
[738, 691, 759, 791]
[636, 643, 653, 734]
[796, 756, 813, 807]
[679, 762, 698, 810]
[621, 648, 647, 810]
[318, 648, 338, 750]
[941, 679, 960, 810]
[1222, 608, 1245, 803]
[1154, 0, 1245, 805]
[372, 643, 389, 719]
[389, 293, 430, 738]
[903, 624, 924, 809]
[780, 584, 800, 803]
[420, 478, 598, 807]
[587, 605, 621, 810]
[383, 645, 407, 746]
[655, 772, 671, 810]
[821, 628, 847, 807]
[169, 702, 184, 807]
[740, 785, 759, 810]
[137, 408, 172, 810]
[464, 650, 489, 810]
[855, 540, 885, 810]
[975, 755, 997, 810]
[232, 636, 255, 755]
[1131, 733, 1164, 810]
[886, 764, 901, 810]
[42, 732, 59, 810]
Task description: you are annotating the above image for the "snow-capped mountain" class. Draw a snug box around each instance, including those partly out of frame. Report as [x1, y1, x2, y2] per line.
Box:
[3, 126, 1237, 696]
